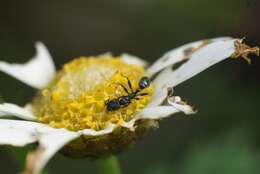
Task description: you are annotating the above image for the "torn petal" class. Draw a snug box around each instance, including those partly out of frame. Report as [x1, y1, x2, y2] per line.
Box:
[24, 129, 79, 174]
[167, 96, 197, 115]
[121, 106, 181, 130]
[121, 53, 148, 67]
[0, 42, 56, 89]
[147, 37, 232, 76]
[149, 38, 237, 106]
[0, 103, 36, 120]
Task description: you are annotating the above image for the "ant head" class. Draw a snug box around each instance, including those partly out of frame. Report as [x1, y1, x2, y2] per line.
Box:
[139, 76, 150, 89]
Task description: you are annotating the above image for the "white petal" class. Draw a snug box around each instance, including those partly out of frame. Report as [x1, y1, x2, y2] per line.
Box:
[147, 37, 232, 75]
[80, 123, 116, 136]
[0, 119, 78, 174]
[0, 118, 118, 174]
[97, 52, 113, 57]
[121, 53, 148, 67]
[121, 106, 178, 130]
[24, 129, 79, 174]
[0, 119, 51, 146]
[137, 106, 180, 119]
[23, 123, 117, 174]
[0, 103, 36, 120]
[0, 42, 56, 89]
[149, 38, 237, 106]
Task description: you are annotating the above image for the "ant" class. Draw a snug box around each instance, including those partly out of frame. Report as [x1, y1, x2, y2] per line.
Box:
[105, 76, 150, 111]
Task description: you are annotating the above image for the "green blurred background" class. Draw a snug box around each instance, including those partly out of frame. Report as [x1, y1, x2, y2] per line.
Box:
[0, 0, 259, 173]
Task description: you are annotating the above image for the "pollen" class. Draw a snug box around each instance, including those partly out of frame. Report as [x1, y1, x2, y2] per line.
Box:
[32, 55, 153, 131]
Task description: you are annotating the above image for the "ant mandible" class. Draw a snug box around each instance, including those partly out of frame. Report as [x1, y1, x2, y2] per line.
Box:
[105, 76, 150, 111]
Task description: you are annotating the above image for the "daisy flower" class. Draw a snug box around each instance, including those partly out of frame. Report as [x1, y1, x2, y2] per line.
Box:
[0, 37, 258, 174]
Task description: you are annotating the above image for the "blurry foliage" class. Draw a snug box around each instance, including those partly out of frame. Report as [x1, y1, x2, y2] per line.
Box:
[6, 146, 50, 174]
[0, 95, 3, 103]
[7, 147, 31, 170]
[0, 0, 259, 174]
[145, 128, 260, 174]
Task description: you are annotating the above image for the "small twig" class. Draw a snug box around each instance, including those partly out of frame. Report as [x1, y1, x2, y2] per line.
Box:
[231, 39, 260, 64]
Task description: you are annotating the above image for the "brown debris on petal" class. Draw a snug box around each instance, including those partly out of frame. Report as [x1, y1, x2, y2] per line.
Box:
[231, 39, 259, 64]
[23, 147, 45, 174]
[158, 39, 211, 69]
[183, 39, 210, 58]
[183, 47, 194, 57]
[161, 55, 170, 63]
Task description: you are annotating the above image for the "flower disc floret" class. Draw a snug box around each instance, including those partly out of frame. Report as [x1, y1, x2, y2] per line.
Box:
[32, 56, 153, 131]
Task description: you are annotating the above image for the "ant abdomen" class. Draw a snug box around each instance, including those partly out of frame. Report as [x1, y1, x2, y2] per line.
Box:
[105, 99, 121, 111]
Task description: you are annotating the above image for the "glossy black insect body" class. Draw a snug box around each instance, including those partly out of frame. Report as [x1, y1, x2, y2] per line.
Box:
[105, 76, 150, 111]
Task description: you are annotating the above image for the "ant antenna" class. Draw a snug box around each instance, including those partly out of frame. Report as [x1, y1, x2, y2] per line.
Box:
[109, 82, 130, 94]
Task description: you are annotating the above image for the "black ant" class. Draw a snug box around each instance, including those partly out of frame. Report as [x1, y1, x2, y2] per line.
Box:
[105, 76, 150, 111]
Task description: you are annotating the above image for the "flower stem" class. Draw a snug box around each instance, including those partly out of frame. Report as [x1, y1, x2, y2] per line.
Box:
[96, 155, 123, 174]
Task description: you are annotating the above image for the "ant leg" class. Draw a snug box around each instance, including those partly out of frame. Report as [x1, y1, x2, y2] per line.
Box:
[121, 74, 133, 92]
[126, 77, 134, 92]
[109, 83, 129, 94]
[137, 93, 148, 96]
[134, 97, 140, 100]
[118, 83, 130, 94]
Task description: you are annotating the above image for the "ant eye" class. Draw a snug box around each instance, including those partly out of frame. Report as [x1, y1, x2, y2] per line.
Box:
[139, 76, 150, 89]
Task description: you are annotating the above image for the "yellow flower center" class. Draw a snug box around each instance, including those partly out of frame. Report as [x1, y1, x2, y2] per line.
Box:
[32, 56, 153, 131]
